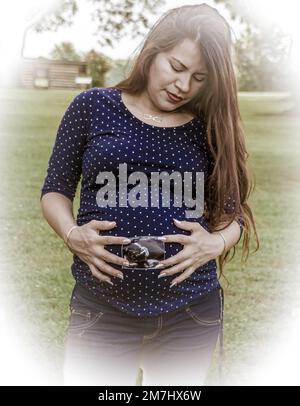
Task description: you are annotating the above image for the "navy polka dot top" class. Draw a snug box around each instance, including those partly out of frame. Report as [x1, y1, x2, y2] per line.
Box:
[41, 87, 243, 317]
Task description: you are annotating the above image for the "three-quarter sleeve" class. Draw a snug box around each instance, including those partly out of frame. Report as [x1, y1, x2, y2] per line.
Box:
[205, 147, 244, 242]
[40, 90, 92, 202]
[223, 192, 244, 242]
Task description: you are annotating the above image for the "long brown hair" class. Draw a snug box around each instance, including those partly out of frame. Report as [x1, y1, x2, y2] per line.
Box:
[114, 4, 259, 276]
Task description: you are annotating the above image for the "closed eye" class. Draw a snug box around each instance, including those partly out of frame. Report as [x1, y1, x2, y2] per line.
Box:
[170, 64, 205, 82]
[171, 64, 182, 72]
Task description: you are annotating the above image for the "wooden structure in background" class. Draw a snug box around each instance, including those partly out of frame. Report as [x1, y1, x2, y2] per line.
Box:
[18, 57, 92, 89]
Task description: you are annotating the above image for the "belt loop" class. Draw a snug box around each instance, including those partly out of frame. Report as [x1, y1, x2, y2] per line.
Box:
[218, 286, 224, 384]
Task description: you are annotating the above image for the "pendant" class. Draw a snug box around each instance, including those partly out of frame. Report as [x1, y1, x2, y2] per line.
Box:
[142, 113, 163, 123]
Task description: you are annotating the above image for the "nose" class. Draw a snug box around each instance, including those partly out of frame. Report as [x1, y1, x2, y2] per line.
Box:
[175, 73, 191, 93]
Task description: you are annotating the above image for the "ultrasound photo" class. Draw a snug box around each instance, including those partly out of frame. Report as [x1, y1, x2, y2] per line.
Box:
[121, 236, 166, 269]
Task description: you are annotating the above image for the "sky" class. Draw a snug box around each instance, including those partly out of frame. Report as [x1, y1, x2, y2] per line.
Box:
[20, 0, 300, 72]
[1, 0, 228, 84]
[23, 0, 229, 60]
[1, 0, 300, 84]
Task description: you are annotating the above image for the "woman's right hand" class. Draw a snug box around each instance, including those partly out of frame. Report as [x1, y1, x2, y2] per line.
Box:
[65, 220, 131, 285]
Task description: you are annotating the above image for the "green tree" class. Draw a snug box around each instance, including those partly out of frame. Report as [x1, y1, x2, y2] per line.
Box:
[84, 49, 112, 87]
[29, 0, 164, 89]
[48, 42, 112, 86]
[105, 58, 134, 86]
[49, 41, 83, 61]
[234, 24, 291, 91]
[33, 0, 165, 47]
[214, 0, 297, 113]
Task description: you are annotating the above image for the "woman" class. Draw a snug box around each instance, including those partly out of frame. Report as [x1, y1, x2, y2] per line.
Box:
[40, 4, 258, 386]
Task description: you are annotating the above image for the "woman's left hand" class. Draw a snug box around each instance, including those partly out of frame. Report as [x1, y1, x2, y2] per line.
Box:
[158, 218, 224, 287]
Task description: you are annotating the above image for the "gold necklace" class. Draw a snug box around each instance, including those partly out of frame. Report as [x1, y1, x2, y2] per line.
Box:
[141, 109, 181, 123]
[124, 94, 179, 123]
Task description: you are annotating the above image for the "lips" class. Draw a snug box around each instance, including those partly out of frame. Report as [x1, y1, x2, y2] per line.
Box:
[166, 91, 183, 102]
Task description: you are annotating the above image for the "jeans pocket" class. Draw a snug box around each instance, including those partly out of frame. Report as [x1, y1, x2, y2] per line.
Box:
[185, 289, 222, 326]
[68, 286, 106, 332]
[68, 306, 104, 331]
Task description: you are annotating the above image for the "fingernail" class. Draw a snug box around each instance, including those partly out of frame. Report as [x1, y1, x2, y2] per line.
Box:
[107, 280, 114, 286]
[123, 261, 130, 267]
[173, 218, 181, 223]
[158, 273, 167, 278]
[154, 264, 165, 269]
[110, 221, 116, 226]
[116, 273, 124, 280]
[170, 281, 177, 288]
[122, 239, 131, 243]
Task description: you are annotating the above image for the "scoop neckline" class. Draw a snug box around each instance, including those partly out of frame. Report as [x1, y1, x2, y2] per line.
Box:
[115, 88, 199, 130]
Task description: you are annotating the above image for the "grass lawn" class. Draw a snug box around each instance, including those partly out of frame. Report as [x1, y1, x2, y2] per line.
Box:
[0, 88, 299, 385]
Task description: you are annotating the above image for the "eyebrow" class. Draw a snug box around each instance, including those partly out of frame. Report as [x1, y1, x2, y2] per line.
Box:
[171, 57, 207, 76]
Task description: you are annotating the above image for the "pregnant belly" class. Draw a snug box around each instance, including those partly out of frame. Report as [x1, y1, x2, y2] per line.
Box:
[74, 205, 217, 310]
[77, 205, 210, 261]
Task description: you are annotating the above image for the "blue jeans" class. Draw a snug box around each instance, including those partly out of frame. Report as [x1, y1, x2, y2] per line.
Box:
[63, 282, 223, 386]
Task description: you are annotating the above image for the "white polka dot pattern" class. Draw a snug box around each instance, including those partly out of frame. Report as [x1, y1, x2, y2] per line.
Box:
[41, 87, 243, 316]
